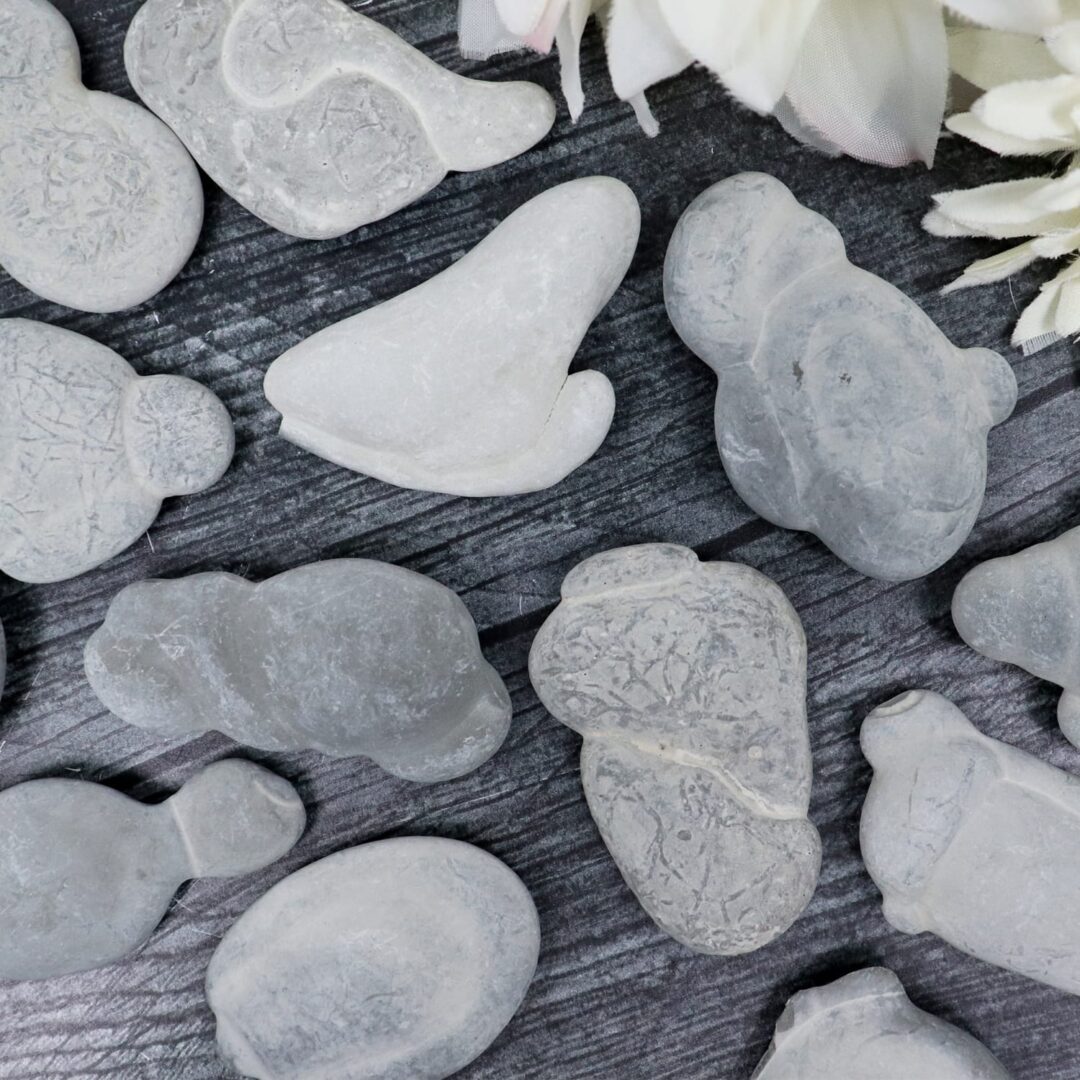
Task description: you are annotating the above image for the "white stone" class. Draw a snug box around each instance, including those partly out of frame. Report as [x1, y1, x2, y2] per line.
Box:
[206, 837, 539, 1080]
[752, 968, 1010, 1080]
[862, 689, 1080, 996]
[125, 0, 555, 240]
[0, 0, 202, 312]
[264, 177, 639, 496]
[0, 319, 234, 584]
[529, 543, 820, 955]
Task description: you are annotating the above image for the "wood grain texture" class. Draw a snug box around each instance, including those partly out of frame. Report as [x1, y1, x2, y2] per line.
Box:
[2, 2, 1079, 1077]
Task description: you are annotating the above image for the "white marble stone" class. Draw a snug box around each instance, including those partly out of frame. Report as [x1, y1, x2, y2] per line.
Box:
[752, 968, 1010, 1079]
[264, 177, 639, 496]
[206, 837, 539, 1080]
[0, 0, 202, 312]
[862, 689, 1080, 996]
[0, 760, 305, 982]
[664, 172, 1017, 582]
[0, 319, 234, 584]
[85, 560, 511, 782]
[125, 0, 555, 240]
[529, 543, 820, 955]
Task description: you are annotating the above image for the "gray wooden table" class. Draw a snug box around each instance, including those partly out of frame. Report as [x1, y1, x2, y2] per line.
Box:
[3, 3, 1079, 1077]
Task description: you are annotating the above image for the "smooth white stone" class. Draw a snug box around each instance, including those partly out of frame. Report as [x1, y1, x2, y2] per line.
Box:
[264, 177, 639, 496]
[529, 543, 820, 955]
[206, 837, 539, 1080]
[84, 559, 511, 782]
[0, 0, 202, 312]
[125, 0, 555, 240]
[862, 689, 1080, 996]
[0, 319, 234, 584]
[752, 968, 1010, 1080]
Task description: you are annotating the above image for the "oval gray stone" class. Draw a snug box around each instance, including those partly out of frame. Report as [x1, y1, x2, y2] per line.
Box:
[0, 0, 202, 312]
[529, 543, 820, 955]
[124, 0, 555, 240]
[84, 559, 511, 782]
[206, 837, 540, 1080]
[664, 172, 1017, 582]
[0, 319, 234, 584]
[0, 759, 305, 981]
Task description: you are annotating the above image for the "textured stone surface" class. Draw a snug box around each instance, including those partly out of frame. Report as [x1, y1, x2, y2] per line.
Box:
[953, 526, 1080, 748]
[85, 559, 511, 781]
[862, 690, 1080, 997]
[206, 837, 539, 1080]
[664, 172, 1018, 583]
[752, 967, 1010, 1079]
[125, 0, 555, 240]
[530, 543, 820, 955]
[264, 177, 638, 496]
[0, 759, 304, 982]
[0, 0, 201, 312]
[0, 318, 234, 584]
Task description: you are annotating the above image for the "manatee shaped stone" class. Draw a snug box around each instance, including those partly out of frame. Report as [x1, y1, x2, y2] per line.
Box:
[752, 968, 1010, 1080]
[953, 525, 1080, 747]
[862, 689, 1080, 996]
[125, 0, 555, 240]
[85, 559, 511, 782]
[0, 319, 234, 584]
[664, 172, 1017, 582]
[0, 0, 202, 312]
[206, 837, 539, 1080]
[0, 759, 305, 982]
[529, 543, 820, 955]
[264, 177, 638, 496]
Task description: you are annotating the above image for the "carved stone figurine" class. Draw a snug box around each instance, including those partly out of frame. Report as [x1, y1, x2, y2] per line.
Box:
[0, 0, 202, 311]
[952, 524, 1080, 748]
[85, 560, 511, 782]
[664, 172, 1017, 582]
[0, 319, 234, 584]
[264, 177, 639, 496]
[529, 543, 820, 955]
[861, 689, 1080, 997]
[206, 837, 539, 1080]
[0, 759, 305, 982]
[125, 0, 555, 239]
[752, 968, 1010, 1079]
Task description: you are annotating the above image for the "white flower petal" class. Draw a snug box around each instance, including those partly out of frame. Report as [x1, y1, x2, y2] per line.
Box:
[1054, 274, 1080, 333]
[972, 74, 1080, 140]
[948, 28, 1063, 91]
[605, 0, 691, 102]
[941, 240, 1041, 293]
[1014, 284, 1062, 351]
[923, 207, 988, 236]
[946, 110, 1076, 154]
[1032, 227, 1080, 255]
[933, 175, 1080, 235]
[554, 0, 594, 119]
[1045, 21, 1080, 74]
[460, 0, 527, 59]
[946, 0, 1062, 34]
[496, 0, 553, 35]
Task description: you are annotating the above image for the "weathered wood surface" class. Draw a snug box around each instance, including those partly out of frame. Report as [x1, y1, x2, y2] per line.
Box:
[2, 3, 1079, 1077]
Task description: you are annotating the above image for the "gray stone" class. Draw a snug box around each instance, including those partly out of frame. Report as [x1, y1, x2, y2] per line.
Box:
[0, 0, 202, 312]
[663, 172, 1017, 582]
[124, 0, 555, 240]
[264, 176, 638, 496]
[862, 689, 1080, 997]
[752, 967, 1010, 1080]
[0, 319, 234, 584]
[0, 759, 305, 982]
[84, 559, 511, 782]
[529, 543, 820, 955]
[953, 525, 1080, 747]
[206, 836, 539, 1080]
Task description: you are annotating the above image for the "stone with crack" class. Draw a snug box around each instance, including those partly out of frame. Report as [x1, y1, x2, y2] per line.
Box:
[529, 543, 820, 955]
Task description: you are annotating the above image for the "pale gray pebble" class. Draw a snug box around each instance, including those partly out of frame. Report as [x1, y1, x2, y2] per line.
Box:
[529, 543, 820, 955]
[206, 837, 540, 1080]
[752, 967, 1010, 1080]
[264, 177, 639, 496]
[663, 172, 1017, 582]
[953, 524, 1080, 747]
[0, 0, 202, 312]
[862, 689, 1080, 997]
[84, 559, 511, 782]
[0, 319, 234, 584]
[0, 759, 305, 982]
[124, 0, 555, 240]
